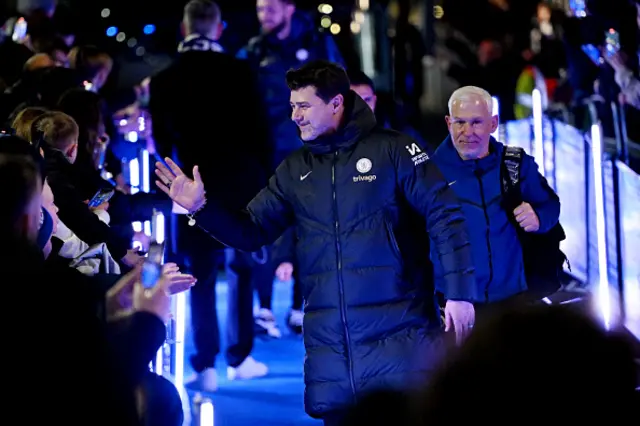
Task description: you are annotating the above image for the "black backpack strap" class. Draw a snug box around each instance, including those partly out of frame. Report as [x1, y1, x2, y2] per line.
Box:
[500, 145, 525, 209]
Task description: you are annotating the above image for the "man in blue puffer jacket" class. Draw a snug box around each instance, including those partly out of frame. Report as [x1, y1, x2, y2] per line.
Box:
[431, 85, 561, 307]
[155, 61, 477, 425]
[238, 0, 344, 170]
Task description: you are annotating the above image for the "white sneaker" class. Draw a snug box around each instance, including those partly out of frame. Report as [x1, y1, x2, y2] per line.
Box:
[287, 309, 304, 334]
[188, 367, 218, 392]
[255, 308, 282, 338]
[227, 356, 268, 381]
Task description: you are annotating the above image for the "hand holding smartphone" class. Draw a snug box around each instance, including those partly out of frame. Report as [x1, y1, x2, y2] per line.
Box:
[88, 188, 115, 208]
[141, 242, 164, 289]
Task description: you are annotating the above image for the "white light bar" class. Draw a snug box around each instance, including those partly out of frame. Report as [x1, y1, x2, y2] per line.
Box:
[360, 12, 374, 79]
[532, 89, 545, 175]
[173, 291, 186, 391]
[200, 399, 214, 426]
[590, 123, 612, 329]
[129, 158, 140, 194]
[491, 96, 500, 140]
[142, 149, 150, 193]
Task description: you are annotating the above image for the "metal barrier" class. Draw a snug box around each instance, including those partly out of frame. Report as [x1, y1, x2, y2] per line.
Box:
[501, 92, 639, 337]
[123, 121, 191, 422]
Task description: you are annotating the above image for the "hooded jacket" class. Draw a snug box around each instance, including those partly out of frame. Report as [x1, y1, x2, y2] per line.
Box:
[191, 93, 476, 416]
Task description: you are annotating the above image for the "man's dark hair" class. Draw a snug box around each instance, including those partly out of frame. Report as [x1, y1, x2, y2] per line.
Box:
[184, 0, 221, 35]
[286, 60, 351, 103]
[0, 153, 41, 233]
[348, 70, 375, 91]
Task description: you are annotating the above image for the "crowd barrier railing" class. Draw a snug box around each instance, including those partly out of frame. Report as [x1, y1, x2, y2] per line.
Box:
[502, 90, 639, 338]
[121, 118, 191, 422]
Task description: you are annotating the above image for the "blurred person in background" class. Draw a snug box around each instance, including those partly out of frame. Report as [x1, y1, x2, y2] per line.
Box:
[238, 0, 344, 170]
[349, 69, 429, 151]
[67, 45, 113, 93]
[602, 1, 640, 110]
[149, 0, 272, 391]
[237, 0, 344, 337]
[419, 306, 638, 424]
[0, 0, 57, 87]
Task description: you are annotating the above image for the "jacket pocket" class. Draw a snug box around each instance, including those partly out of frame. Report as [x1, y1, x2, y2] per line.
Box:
[384, 219, 403, 264]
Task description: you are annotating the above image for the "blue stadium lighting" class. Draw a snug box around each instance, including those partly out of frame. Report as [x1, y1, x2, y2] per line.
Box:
[143, 24, 156, 35]
[106, 26, 118, 37]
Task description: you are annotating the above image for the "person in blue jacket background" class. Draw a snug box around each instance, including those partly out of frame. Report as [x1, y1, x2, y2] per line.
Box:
[431, 85, 561, 307]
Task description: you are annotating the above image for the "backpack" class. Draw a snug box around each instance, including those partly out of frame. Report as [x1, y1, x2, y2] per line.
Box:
[500, 145, 569, 298]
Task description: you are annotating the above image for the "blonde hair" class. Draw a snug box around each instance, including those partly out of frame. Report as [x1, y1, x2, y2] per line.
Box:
[12, 106, 49, 142]
[448, 86, 493, 116]
[34, 111, 79, 152]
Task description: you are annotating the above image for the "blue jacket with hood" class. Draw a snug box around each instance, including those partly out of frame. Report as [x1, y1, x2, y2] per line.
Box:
[430, 136, 561, 303]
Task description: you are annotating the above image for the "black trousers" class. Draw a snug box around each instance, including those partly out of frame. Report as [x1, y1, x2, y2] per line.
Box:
[256, 245, 303, 312]
[257, 264, 303, 311]
[185, 246, 256, 372]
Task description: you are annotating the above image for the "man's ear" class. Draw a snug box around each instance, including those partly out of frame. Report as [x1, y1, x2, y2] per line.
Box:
[332, 94, 344, 113]
[490, 115, 499, 133]
[66, 143, 78, 159]
[445, 115, 452, 129]
[285, 4, 296, 19]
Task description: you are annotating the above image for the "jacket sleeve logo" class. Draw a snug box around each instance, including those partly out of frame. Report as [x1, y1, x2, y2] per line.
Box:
[405, 143, 429, 166]
[405, 143, 421, 156]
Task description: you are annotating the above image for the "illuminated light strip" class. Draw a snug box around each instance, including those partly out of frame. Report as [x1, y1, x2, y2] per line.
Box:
[532, 89, 545, 175]
[155, 348, 163, 375]
[128, 132, 185, 401]
[129, 158, 140, 194]
[360, 12, 374, 78]
[200, 399, 214, 426]
[142, 149, 150, 192]
[543, 118, 555, 189]
[173, 291, 186, 392]
[491, 96, 500, 140]
[590, 123, 612, 330]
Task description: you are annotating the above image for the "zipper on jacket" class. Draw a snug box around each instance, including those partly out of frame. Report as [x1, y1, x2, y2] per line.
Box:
[332, 151, 357, 402]
[384, 219, 403, 264]
[475, 169, 493, 302]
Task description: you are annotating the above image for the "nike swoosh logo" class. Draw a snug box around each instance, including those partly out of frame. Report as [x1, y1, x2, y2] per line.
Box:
[300, 171, 312, 181]
[448, 180, 457, 186]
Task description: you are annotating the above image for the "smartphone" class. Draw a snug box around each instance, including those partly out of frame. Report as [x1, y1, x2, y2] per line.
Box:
[141, 242, 164, 289]
[88, 188, 115, 208]
[604, 29, 620, 58]
[581, 44, 603, 65]
[12, 18, 27, 42]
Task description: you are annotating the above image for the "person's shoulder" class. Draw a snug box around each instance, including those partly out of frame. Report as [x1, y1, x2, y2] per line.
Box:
[371, 127, 427, 155]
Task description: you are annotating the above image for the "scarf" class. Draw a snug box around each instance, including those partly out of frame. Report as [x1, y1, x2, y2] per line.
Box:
[177, 34, 224, 54]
